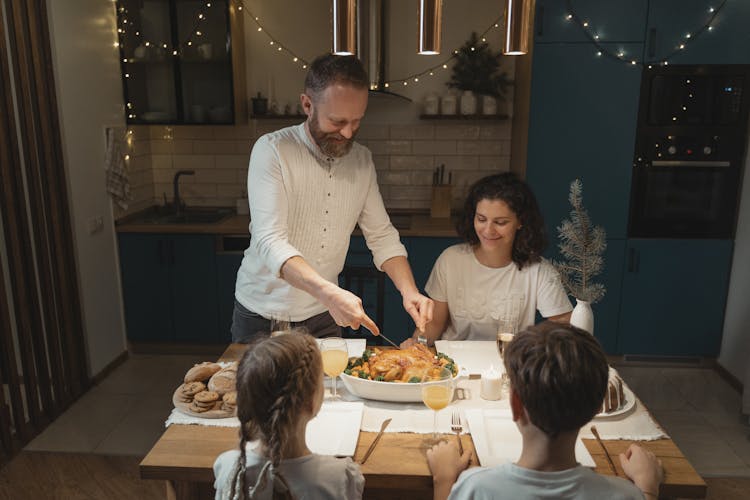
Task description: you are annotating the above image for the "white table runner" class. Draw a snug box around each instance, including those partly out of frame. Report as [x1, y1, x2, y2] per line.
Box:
[166, 376, 667, 441]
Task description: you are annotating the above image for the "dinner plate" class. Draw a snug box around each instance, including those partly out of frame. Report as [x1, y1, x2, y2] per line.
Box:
[465, 409, 595, 467]
[434, 340, 503, 375]
[306, 402, 364, 457]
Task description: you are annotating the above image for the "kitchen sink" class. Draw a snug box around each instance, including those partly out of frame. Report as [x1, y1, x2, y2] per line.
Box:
[123, 206, 234, 225]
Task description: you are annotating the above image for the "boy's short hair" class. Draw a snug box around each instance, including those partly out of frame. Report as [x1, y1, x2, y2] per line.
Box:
[503, 321, 608, 438]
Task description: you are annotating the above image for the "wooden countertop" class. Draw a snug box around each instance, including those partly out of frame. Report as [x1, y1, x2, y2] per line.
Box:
[115, 213, 461, 237]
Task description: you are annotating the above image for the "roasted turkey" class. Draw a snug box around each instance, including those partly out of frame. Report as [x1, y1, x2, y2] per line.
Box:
[348, 343, 456, 383]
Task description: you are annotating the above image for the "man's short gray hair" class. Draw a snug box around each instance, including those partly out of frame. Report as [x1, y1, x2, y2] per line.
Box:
[304, 54, 369, 100]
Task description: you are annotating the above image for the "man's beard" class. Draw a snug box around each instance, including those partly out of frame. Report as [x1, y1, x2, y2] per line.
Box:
[309, 110, 357, 158]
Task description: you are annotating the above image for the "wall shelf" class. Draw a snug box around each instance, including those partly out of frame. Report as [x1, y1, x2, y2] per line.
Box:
[419, 114, 510, 120]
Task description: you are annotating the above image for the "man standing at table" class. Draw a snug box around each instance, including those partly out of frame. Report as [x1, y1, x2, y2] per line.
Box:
[231, 54, 433, 342]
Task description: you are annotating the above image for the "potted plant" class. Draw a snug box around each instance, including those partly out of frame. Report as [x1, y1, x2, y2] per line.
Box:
[447, 32, 512, 115]
[553, 179, 607, 334]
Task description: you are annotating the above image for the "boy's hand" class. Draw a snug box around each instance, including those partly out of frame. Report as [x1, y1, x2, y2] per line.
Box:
[619, 443, 663, 498]
[427, 440, 472, 500]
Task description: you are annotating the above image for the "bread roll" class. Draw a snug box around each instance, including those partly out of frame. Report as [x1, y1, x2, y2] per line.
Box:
[184, 362, 222, 383]
[208, 368, 236, 395]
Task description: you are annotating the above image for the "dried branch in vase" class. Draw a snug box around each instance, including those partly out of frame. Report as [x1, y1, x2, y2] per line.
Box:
[553, 179, 607, 304]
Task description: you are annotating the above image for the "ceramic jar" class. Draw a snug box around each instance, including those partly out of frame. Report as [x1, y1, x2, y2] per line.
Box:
[460, 90, 477, 115]
[441, 92, 457, 115]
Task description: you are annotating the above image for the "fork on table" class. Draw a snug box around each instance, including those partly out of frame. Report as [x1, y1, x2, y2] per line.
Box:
[451, 410, 464, 455]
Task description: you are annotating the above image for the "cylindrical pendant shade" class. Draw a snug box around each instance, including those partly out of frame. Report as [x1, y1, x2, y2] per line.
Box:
[333, 0, 357, 56]
[419, 0, 442, 55]
[502, 0, 532, 55]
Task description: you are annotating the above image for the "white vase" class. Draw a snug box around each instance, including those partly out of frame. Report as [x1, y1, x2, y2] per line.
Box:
[570, 299, 594, 334]
[482, 95, 497, 115]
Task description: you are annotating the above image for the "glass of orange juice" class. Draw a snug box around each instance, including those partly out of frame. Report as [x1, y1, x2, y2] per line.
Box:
[421, 367, 454, 444]
[320, 338, 348, 399]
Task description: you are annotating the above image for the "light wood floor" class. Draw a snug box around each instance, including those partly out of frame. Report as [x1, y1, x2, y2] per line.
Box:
[1, 452, 749, 499]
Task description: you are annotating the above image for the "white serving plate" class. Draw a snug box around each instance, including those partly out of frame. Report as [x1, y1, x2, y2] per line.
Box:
[340, 368, 464, 403]
[594, 368, 637, 419]
[465, 409, 595, 467]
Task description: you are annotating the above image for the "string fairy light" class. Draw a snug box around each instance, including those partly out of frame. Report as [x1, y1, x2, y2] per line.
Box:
[563, 0, 727, 67]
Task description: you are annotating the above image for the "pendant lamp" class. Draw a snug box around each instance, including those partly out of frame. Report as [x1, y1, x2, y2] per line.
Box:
[418, 0, 443, 55]
[333, 0, 357, 56]
[502, 0, 532, 55]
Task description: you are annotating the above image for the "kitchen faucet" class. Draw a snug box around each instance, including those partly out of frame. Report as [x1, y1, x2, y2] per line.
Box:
[173, 170, 195, 215]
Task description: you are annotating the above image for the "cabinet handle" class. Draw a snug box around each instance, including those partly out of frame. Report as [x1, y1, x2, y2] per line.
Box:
[158, 240, 167, 266]
[168, 240, 175, 266]
[536, 5, 544, 36]
[628, 248, 641, 273]
[648, 28, 656, 58]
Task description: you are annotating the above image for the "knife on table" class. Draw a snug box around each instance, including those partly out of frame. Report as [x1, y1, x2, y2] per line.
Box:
[360, 418, 392, 464]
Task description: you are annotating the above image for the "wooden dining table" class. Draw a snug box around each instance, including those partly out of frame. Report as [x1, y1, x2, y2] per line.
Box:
[140, 343, 707, 500]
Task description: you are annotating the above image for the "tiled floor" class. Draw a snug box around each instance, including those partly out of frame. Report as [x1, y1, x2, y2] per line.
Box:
[24, 355, 750, 480]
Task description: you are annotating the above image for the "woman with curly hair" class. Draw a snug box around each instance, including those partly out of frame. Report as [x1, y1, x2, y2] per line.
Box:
[402, 173, 572, 346]
[213, 333, 364, 499]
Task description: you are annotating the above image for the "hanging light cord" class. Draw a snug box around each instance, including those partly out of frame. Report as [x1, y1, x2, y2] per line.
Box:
[564, 0, 727, 67]
[236, 0, 504, 86]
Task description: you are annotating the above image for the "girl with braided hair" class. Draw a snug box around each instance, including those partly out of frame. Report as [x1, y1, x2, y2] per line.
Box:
[213, 333, 364, 500]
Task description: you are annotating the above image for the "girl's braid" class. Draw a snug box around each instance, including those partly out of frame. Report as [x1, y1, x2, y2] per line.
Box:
[265, 339, 319, 466]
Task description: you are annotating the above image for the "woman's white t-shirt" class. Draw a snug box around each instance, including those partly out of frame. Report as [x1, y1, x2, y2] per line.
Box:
[425, 244, 572, 340]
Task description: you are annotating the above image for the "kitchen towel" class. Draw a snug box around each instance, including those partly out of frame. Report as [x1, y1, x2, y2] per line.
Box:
[105, 127, 131, 209]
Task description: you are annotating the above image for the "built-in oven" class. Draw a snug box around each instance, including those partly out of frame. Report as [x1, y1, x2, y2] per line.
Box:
[629, 65, 750, 238]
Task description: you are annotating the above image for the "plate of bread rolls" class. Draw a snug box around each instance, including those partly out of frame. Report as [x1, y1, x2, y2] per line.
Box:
[172, 361, 238, 418]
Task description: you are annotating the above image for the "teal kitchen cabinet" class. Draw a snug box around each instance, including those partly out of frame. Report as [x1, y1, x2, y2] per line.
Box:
[526, 43, 642, 240]
[617, 239, 733, 356]
[118, 233, 220, 343]
[216, 254, 243, 343]
[645, 0, 750, 64]
[534, 0, 648, 44]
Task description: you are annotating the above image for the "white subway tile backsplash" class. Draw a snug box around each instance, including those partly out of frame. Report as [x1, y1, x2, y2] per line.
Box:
[192, 140, 238, 155]
[128, 119, 513, 210]
[390, 124, 435, 140]
[367, 140, 412, 155]
[389, 156, 435, 170]
[215, 155, 249, 170]
[412, 140, 457, 155]
[435, 125, 480, 140]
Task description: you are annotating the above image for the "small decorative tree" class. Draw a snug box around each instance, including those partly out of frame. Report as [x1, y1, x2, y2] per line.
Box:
[553, 179, 607, 305]
[447, 32, 511, 99]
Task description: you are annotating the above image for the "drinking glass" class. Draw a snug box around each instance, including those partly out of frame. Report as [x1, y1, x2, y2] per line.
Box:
[496, 318, 517, 359]
[421, 367, 454, 444]
[270, 316, 291, 337]
[320, 338, 348, 399]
